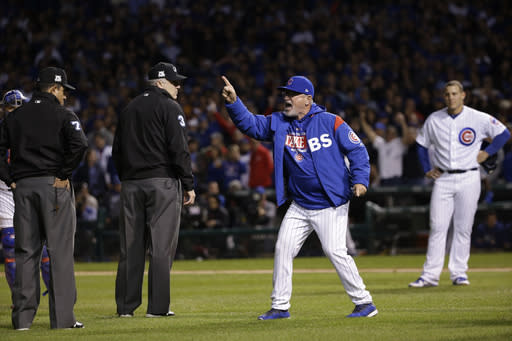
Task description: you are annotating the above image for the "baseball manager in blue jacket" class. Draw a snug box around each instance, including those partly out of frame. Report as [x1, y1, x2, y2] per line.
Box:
[222, 75, 377, 319]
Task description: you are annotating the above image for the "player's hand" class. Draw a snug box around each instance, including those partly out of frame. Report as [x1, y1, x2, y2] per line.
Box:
[221, 76, 237, 104]
[53, 177, 70, 190]
[183, 190, 196, 206]
[352, 184, 367, 197]
[477, 150, 489, 163]
[10, 182, 16, 190]
[425, 168, 443, 179]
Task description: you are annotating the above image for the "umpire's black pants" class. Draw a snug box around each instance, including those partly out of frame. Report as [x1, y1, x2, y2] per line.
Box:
[12, 176, 77, 329]
[115, 178, 182, 315]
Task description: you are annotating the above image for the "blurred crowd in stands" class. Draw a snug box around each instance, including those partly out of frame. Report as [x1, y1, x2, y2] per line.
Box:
[1, 0, 511, 258]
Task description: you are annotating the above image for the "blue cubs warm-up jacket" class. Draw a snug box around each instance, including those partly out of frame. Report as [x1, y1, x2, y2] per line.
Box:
[226, 98, 370, 207]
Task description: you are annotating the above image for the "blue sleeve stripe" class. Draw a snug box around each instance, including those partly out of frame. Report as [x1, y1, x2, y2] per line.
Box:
[484, 129, 511, 156]
[416, 143, 430, 174]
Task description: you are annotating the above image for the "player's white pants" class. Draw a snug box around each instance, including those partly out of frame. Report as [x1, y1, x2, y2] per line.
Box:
[271, 201, 372, 310]
[422, 171, 480, 284]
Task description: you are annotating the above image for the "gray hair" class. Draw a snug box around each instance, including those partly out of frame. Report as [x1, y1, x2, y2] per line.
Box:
[444, 80, 464, 92]
[147, 79, 160, 86]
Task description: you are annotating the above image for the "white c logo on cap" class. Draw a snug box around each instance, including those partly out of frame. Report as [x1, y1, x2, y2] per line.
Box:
[55, 75, 62, 82]
[158, 71, 165, 77]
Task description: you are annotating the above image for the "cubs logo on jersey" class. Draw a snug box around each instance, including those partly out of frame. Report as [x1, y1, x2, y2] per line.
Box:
[348, 131, 361, 144]
[458, 127, 476, 146]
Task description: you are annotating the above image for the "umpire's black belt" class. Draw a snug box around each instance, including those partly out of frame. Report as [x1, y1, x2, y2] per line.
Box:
[439, 167, 478, 174]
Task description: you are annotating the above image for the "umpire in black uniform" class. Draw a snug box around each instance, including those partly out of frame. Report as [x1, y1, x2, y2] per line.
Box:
[113, 62, 196, 317]
[0, 67, 87, 329]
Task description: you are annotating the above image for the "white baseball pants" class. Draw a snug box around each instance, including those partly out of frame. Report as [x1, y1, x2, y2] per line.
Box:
[271, 201, 372, 310]
[421, 171, 480, 284]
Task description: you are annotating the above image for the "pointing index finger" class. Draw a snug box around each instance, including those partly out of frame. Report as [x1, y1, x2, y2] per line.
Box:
[221, 75, 232, 87]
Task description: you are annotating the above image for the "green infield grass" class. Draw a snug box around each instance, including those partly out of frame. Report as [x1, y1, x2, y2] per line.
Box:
[0, 253, 511, 340]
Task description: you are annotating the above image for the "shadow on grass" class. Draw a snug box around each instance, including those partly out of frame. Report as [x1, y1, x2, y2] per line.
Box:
[0, 320, 52, 331]
[295, 286, 458, 296]
[370, 286, 458, 294]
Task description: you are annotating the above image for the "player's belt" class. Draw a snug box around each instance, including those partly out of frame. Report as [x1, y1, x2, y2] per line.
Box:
[440, 167, 478, 174]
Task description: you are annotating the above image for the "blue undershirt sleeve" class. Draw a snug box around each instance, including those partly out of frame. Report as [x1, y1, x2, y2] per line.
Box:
[416, 143, 431, 174]
[484, 129, 511, 156]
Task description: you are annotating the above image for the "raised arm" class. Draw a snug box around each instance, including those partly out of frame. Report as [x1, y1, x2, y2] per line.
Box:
[395, 112, 415, 145]
[359, 110, 377, 143]
[221, 76, 273, 141]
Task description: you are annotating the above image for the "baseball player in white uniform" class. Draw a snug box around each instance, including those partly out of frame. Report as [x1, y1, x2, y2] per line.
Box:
[0, 90, 51, 300]
[222, 75, 377, 319]
[409, 80, 510, 287]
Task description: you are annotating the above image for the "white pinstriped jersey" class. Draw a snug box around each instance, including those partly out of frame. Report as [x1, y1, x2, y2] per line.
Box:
[0, 181, 14, 227]
[416, 106, 507, 170]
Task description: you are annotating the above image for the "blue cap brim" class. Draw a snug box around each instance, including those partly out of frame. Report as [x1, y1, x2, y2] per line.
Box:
[277, 86, 303, 94]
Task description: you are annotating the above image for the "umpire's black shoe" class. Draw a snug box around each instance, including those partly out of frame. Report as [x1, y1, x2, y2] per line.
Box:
[146, 311, 175, 317]
[68, 321, 84, 328]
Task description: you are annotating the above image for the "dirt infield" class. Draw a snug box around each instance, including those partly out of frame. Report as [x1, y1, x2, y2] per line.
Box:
[0, 268, 509, 277]
[1, 268, 509, 277]
[67, 267, 512, 276]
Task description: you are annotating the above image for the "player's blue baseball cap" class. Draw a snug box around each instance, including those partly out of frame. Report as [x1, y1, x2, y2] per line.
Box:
[1, 89, 28, 107]
[278, 76, 314, 97]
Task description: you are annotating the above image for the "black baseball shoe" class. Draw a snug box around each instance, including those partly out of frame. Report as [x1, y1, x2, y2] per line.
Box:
[68, 321, 84, 328]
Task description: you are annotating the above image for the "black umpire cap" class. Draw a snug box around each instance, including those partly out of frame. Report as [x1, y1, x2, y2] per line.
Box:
[37, 67, 76, 90]
[148, 62, 187, 82]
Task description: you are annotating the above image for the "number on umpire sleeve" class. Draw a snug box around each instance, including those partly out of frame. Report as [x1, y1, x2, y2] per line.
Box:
[71, 121, 81, 131]
[178, 115, 186, 127]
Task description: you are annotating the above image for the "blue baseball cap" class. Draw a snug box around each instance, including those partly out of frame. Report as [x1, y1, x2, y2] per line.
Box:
[278, 76, 314, 97]
[374, 122, 386, 131]
[1, 89, 28, 107]
[254, 186, 265, 194]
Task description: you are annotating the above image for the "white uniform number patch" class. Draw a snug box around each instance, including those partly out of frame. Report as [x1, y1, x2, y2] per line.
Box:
[178, 115, 186, 127]
[71, 121, 81, 131]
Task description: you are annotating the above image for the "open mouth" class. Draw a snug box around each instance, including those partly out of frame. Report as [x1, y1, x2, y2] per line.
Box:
[284, 102, 292, 110]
